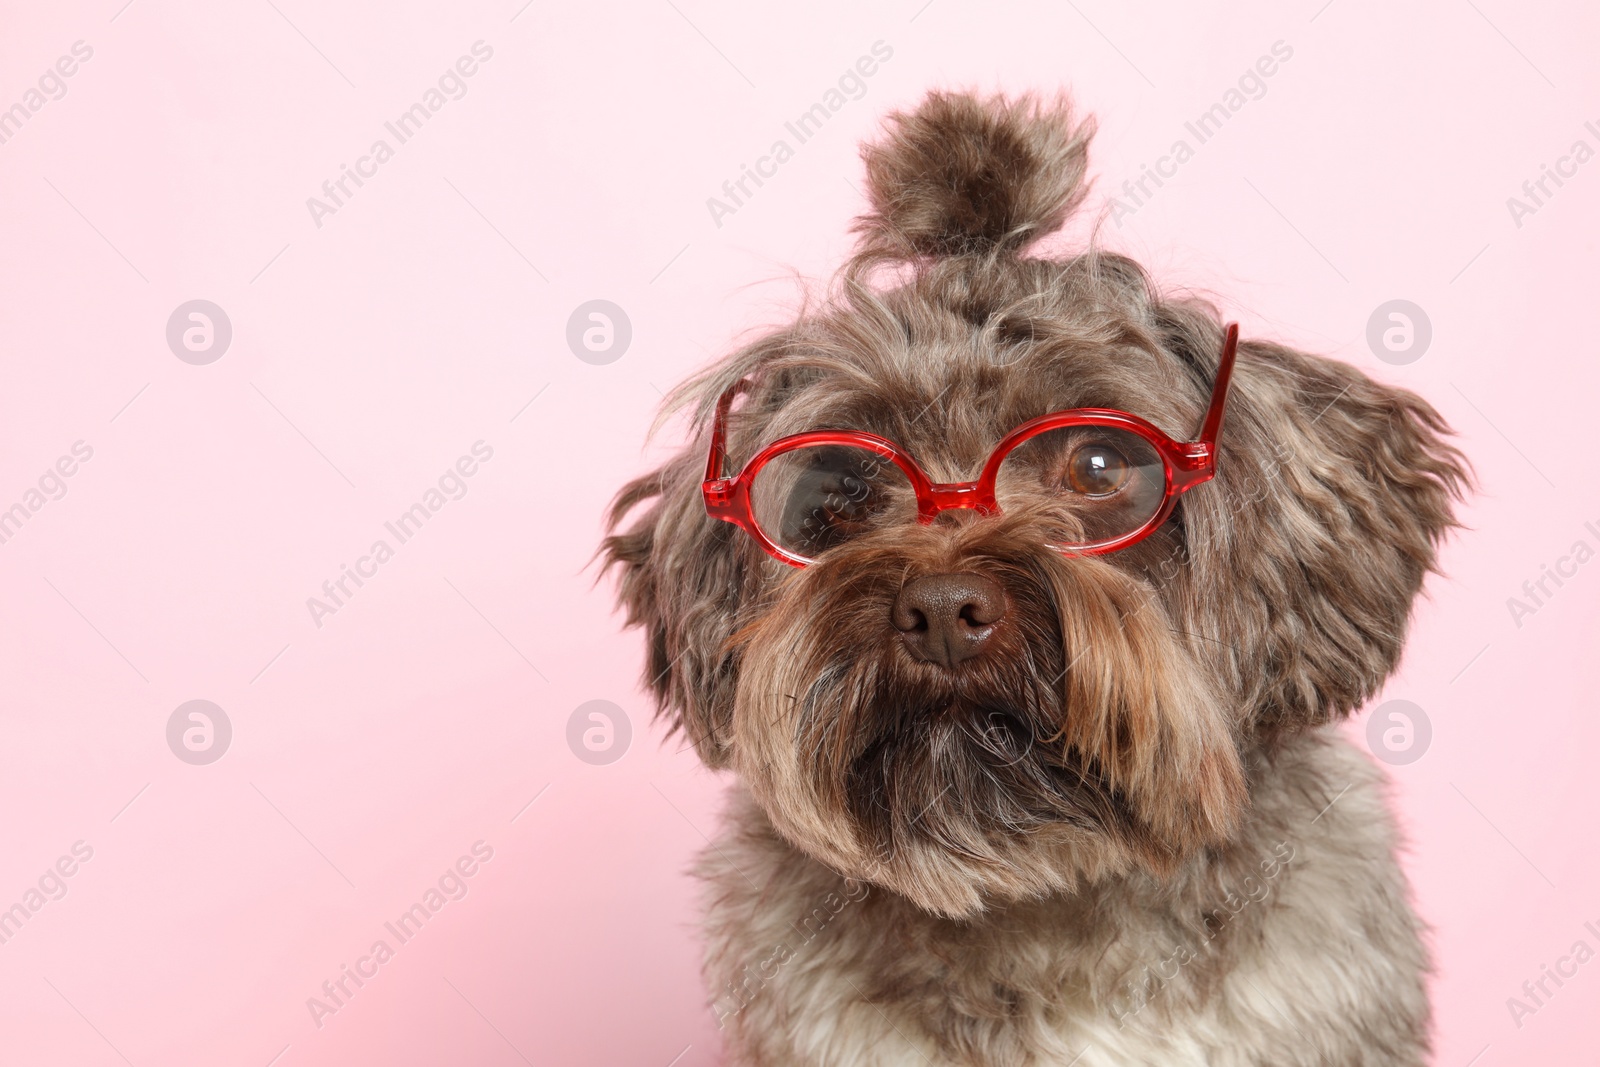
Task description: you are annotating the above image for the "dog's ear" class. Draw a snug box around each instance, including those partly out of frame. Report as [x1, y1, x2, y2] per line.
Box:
[854, 90, 1094, 259]
[1165, 317, 1470, 740]
[601, 449, 745, 767]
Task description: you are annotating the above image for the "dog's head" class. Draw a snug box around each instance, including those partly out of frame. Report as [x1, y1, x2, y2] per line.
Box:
[604, 92, 1467, 917]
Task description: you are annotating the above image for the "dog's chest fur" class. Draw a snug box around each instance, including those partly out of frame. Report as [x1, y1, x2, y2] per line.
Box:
[699, 729, 1429, 1067]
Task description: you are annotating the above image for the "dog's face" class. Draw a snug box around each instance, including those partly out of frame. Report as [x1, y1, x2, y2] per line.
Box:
[605, 93, 1466, 918]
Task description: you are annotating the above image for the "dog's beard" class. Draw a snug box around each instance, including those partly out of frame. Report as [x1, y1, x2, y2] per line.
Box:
[730, 515, 1246, 918]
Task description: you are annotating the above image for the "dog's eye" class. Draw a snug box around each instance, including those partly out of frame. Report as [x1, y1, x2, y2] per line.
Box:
[1064, 443, 1131, 497]
[750, 445, 915, 559]
[994, 426, 1168, 544]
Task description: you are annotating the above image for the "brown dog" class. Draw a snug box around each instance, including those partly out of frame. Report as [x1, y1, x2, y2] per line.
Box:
[604, 90, 1467, 1065]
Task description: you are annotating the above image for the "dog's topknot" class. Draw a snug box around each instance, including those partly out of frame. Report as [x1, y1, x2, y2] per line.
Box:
[855, 91, 1094, 259]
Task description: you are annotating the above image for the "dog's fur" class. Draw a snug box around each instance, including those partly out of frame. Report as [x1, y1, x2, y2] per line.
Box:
[603, 91, 1467, 1065]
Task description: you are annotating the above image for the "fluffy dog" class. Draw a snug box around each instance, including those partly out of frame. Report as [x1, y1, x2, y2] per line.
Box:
[604, 91, 1467, 1066]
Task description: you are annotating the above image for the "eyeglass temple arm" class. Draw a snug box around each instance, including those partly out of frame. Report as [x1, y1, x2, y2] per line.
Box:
[1197, 322, 1240, 449]
[705, 379, 749, 484]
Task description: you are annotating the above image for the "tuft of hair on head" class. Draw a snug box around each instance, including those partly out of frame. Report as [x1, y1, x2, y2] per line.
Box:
[853, 90, 1095, 260]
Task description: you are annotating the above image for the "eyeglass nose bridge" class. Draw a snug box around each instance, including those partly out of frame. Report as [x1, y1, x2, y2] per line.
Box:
[918, 480, 998, 521]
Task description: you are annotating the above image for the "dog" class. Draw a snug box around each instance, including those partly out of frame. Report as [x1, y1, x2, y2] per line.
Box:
[603, 90, 1467, 1066]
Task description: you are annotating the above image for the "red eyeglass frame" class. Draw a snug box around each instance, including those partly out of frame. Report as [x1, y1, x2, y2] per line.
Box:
[702, 323, 1240, 567]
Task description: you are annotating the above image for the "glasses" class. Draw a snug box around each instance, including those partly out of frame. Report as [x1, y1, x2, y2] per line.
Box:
[702, 323, 1239, 567]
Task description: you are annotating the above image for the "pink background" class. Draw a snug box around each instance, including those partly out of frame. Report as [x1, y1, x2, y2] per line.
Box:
[1, 0, 1596, 1063]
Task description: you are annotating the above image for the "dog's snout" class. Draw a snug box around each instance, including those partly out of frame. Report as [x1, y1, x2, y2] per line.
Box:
[892, 573, 1007, 668]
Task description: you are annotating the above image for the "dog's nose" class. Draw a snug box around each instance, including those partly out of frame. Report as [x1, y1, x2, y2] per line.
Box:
[891, 573, 1007, 668]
